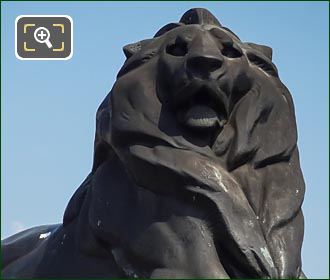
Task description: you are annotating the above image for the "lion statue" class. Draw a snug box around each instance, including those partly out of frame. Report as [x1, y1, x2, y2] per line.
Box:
[2, 8, 306, 279]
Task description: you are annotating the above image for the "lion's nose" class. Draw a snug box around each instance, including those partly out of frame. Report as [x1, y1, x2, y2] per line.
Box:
[186, 55, 223, 79]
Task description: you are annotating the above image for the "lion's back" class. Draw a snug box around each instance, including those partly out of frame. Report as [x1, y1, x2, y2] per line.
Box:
[1, 224, 60, 278]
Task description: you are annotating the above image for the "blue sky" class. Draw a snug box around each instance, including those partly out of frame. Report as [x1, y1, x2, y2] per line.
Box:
[1, 1, 329, 278]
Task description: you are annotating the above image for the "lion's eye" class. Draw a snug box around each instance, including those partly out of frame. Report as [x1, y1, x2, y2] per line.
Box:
[166, 42, 188, 57]
[221, 45, 242, 58]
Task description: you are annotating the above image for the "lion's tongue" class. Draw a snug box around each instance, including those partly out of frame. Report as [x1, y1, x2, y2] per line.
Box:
[184, 105, 218, 128]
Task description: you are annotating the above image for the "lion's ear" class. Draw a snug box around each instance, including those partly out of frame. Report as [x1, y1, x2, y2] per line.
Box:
[180, 8, 222, 27]
[245, 42, 273, 60]
[123, 39, 152, 59]
[123, 42, 141, 59]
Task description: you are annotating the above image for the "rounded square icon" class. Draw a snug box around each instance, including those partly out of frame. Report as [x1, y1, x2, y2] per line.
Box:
[15, 15, 73, 60]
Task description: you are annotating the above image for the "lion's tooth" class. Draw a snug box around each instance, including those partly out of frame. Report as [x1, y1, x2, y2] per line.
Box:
[184, 105, 218, 128]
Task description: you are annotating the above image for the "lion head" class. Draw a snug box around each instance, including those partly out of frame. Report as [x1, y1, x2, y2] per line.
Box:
[64, 8, 305, 279]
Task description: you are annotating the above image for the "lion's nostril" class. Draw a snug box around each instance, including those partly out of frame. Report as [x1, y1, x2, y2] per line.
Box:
[187, 56, 223, 79]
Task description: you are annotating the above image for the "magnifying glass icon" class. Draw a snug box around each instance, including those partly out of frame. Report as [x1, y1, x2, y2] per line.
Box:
[34, 27, 53, 49]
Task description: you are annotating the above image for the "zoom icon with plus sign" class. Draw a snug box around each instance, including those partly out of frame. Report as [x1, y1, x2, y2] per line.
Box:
[15, 15, 73, 60]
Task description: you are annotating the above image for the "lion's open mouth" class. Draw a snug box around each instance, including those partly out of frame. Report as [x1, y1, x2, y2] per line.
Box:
[175, 84, 227, 132]
[173, 84, 228, 147]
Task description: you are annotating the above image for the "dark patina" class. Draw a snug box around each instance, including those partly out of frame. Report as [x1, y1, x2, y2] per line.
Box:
[2, 8, 306, 279]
